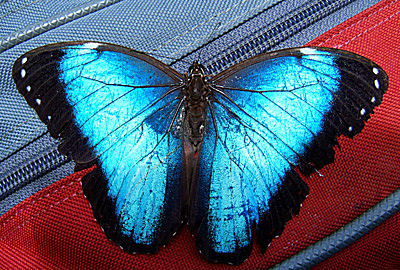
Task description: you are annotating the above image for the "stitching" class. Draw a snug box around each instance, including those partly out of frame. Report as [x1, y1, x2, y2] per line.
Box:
[0, 0, 123, 53]
[316, 0, 399, 46]
[0, 177, 80, 229]
[162, 0, 280, 59]
[0, 0, 43, 21]
[336, 7, 400, 49]
[151, 0, 253, 53]
[0, 190, 83, 241]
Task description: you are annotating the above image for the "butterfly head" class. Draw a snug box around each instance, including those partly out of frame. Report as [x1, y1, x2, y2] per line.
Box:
[188, 61, 206, 77]
[186, 61, 209, 101]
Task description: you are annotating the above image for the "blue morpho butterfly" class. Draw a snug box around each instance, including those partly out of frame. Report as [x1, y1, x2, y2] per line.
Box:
[12, 41, 388, 265]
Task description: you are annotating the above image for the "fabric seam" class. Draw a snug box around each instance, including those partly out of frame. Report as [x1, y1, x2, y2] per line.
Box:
[0, 0, 124, 53]
[0, 177, 80, 230]
[316, 0, 399, 46]
[0, 189, 83, 241]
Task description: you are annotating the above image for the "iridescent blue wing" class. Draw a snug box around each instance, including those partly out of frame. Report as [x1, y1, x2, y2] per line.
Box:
[190, 47, 388, 264]
[12, 42, 185, 253]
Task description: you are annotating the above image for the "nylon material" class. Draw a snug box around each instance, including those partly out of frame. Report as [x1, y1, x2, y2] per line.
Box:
[0, 0, 95, 38]
[174, 0, 381, 73]
[273, 0, 382, 51]
[59, 45, 182, 244]
[276, 188, 400, 269]
[5, 0, 281, 64]
[0, 134, 58, 179]
[0, 161, 74, 216]
[0, 51, 47, 160]
[193, 0, 357, 74]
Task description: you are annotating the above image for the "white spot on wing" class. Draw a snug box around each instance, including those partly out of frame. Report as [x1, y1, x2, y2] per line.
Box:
[21, 69, 26, 78]
[83, 42, 101, 49]
[21, 57, 28, 64]
[36, 98, 41, 105]
[371, 97, 376, 103]
[300, 48, 317, 55]
[360, 108, 366, 116]
[26, 85, 31, 92]
[373, 67, 379, 75]
[348, 126, 353, 132]
[374, 79, 380, 89]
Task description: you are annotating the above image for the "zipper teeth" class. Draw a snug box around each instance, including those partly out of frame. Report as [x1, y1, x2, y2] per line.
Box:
[0, 149, 69, 200]
[205, 0, 353, 74]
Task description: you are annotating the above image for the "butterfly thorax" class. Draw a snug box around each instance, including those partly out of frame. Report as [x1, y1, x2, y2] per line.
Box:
[183, 61, 210, 152]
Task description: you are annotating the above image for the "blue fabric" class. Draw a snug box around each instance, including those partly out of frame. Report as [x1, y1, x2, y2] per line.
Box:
[0, 0, 93, 38]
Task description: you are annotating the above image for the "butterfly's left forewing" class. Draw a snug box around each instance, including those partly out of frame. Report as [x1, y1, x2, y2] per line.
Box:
[13, 42, 185, 253]
[191, 47, 388, 264]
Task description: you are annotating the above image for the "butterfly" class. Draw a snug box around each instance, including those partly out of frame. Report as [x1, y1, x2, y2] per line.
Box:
[12, 41, 388, 265]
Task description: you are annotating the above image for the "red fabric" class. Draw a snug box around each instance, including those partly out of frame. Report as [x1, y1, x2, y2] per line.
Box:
[1, 0, 400, 269]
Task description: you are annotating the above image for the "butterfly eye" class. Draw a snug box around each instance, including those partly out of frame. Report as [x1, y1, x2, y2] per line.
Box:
[188, 65, 194, 74]
[188, 62, 206, 75]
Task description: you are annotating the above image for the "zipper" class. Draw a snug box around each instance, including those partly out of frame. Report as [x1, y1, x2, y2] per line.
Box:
[201, 0, 355, 74]
[0, 149, 69, 200]
[0, 0, 354, 201]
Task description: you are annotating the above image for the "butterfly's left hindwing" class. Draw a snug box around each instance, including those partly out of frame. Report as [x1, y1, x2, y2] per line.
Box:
[190, 47, 388, 264]
[13, 42, 185, 253]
